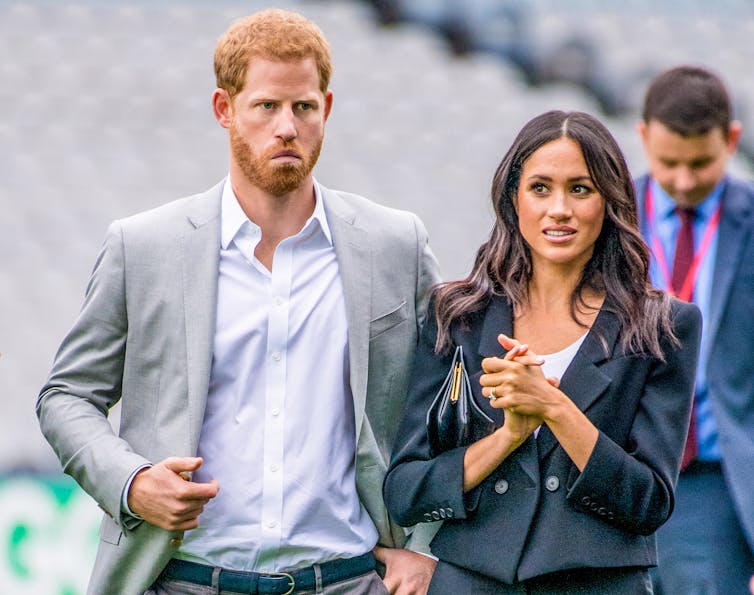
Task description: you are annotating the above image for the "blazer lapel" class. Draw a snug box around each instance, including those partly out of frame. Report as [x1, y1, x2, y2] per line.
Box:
[321, 186, 372, 441]
[706, 179, 752, 346]
[536, 307, 617, 459]
[182, 183, 222, 454]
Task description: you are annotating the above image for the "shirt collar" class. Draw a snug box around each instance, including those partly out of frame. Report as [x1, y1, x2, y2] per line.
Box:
[220, 177, 333, 249]
[650, 177, 726, 223]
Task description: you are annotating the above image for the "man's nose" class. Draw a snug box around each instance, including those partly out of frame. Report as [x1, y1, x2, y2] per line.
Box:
[672, 167, 696, 194]
[275, 108, 297, 142]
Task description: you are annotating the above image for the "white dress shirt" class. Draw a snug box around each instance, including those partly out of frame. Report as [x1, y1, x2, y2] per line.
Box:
[176, 178, 377, 571]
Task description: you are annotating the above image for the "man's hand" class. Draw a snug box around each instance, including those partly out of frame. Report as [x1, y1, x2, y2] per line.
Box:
[373, 546, 436, 595]
[128, 457, 219, 531]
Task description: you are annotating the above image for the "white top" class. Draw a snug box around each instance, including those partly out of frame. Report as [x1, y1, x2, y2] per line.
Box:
[177, 178, 377, 571]
[540, 332, 588, 382]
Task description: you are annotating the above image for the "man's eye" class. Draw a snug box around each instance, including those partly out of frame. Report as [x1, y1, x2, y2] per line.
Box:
[261, 102, 274, 109]
[297, 103, 312, 111]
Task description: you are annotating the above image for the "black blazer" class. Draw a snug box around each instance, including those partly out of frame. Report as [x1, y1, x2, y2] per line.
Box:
[384, 296, 701, 584]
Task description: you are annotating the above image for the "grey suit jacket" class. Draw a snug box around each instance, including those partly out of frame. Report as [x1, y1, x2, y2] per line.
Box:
[37, 180, 441, 594]
[636, 174, 754, 550]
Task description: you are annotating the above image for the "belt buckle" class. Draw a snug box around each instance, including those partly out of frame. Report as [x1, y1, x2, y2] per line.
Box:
[261, 571, 295, 595]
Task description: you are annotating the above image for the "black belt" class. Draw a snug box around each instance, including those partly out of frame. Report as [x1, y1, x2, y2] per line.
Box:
[161, 552, 376, 594]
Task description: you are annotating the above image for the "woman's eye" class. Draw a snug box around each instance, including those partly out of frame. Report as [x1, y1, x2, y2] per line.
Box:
[572, 184, 592, 195]
[532, 183, 548, 193]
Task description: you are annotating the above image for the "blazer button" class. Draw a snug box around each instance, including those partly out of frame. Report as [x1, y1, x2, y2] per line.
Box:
[431, 511, 441, 520]
[438, 508, 447, 519]
[423, 513, 433, 522]
[545, 476, 560, 492]
[446, 507, 454, 518]
[494, 479, 509, 494]
[169, 538, 183, 548]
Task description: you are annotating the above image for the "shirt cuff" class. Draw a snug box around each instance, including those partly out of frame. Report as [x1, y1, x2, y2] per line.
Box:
[121, 464, 151, 519]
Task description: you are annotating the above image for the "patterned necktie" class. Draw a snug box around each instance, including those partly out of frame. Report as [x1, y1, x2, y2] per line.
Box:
[673, 207, 697, 470]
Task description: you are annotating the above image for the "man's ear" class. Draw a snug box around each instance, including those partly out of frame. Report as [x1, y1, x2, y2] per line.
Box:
[323, 89, 333, 122]
[212, 88, 233, 129]
[637, 120, 648, 146]
[727, 120, 743, 154]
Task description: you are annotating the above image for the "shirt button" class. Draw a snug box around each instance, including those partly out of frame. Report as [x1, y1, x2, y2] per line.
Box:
[494, 479, 509, 494]
[267, 520, 277, 528]
[545, 476, 560, 492]
[169, 538, 183, 547]
[274, 297, 284, 306]
[271, 352, 281, 361]
[270, 464, 278, 472]
[271, 408, 280, 416]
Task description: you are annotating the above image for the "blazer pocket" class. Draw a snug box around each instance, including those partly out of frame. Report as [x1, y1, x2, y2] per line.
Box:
[369, 301, 408, 340]
[98, 514, 122, 546]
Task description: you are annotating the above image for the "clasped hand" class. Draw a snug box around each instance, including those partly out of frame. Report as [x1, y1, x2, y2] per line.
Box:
[479, 334, 560, 441]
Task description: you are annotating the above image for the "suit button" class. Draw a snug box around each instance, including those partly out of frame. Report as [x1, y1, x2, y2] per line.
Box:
[494, 479, 509, 494]
[169, 538, 183, 548]
[431, 511, 441, 520]
[581, 496, 591, 505]
[545, 476, 560, 492]
[423, 513, 433, 522]
[446, 507, 454, 518]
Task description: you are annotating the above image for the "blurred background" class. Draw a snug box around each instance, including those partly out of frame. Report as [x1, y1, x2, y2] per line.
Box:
[1, 0, 753, 591]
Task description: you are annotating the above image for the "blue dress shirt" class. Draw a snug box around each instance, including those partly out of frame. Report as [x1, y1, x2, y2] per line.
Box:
[644, 178, 724, 462]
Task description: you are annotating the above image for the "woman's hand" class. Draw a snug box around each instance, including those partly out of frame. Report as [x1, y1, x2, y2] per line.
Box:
[481, 343, 544, 442]
[480, 334, 560, 421]
[482, 333, 598, 472]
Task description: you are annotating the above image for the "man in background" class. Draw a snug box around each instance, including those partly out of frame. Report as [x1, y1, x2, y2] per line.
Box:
[636, 64, 754, 594]
[37, 9, 439, 594]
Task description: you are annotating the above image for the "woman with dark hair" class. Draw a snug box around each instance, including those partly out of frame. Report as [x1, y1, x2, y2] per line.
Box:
[384, 111, 702, 593]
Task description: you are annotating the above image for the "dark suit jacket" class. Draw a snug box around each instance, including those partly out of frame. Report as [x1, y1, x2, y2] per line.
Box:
[384, 295, 701, 584]
[636, 174, 754, 551]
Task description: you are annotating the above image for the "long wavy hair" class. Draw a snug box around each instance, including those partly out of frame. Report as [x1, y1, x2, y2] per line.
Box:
[433, 110, 676, 359]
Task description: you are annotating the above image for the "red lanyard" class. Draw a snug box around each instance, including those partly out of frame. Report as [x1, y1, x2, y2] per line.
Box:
[644, 184, 722, 302]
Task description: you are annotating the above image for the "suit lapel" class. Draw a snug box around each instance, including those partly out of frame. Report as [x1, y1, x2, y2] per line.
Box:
[706, 179, 752, 345]
[321, 186, 373, 441]
[182, 183, 222, 454]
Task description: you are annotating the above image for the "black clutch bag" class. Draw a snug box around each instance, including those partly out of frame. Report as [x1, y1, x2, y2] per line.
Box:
[426, 345, 495, 455]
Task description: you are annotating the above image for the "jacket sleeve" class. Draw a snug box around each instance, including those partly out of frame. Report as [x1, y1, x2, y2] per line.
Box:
[565, 300, 703, 535]
[36, 221, 151, 528]
[384, 306, 475, 528]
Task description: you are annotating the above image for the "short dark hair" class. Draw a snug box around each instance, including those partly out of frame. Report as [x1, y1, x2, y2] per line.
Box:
[642, 65, 732, 136]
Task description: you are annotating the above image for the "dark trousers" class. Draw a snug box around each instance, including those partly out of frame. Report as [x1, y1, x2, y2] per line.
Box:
[428, 560, 653, 594]
[653, 461, 754, 595]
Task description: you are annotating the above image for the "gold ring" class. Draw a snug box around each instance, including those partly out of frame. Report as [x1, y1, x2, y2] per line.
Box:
[489, 387, 497, 400]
